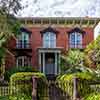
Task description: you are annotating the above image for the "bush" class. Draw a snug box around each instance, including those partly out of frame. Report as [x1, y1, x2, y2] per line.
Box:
[0, 96, 8, 100]
[56, 72, 97, 98]
[60, 50, 85, 73]
[4, 66, 38, 81]
[9, 94, 32, 100]
[10, 72, 49, 100]
[85, 35, 100, 69]
[84, 93, 100, 100]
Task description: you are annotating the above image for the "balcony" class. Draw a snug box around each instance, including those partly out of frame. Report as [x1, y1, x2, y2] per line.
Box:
[16, 42, 31, 49]
[69, 43, 86, 49]
[13, 42, 32, 55]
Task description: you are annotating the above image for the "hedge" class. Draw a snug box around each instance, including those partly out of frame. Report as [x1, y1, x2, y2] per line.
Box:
[10, 72, 49, 100]
[84, 93, 100, 100]
[56, 72, 96, 99]
[9, 94, 32, 100]
[4, 66, 38, 81]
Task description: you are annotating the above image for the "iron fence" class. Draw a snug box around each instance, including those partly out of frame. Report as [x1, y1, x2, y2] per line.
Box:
[0, 86, 10, 96]
[72, 78, 100, 100]
[0, 78, 100, 100]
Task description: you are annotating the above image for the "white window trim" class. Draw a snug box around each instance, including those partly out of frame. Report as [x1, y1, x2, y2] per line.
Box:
[16, 56, 31, 67]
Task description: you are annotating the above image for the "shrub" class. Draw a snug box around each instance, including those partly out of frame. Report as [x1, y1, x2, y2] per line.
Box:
[9, 94, 32, 100]
[56, 72, 97, 98]
[4, 66, 38, 81]
[10, 72, 49, 100]
[85, 35, 100, 69]
[0, 96, 8, 100]
[84, 93, 100, 100]
[60, 50, 85, 73]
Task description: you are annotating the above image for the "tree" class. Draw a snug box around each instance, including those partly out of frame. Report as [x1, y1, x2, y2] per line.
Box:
[60, 50, 85, 73]
[0, 0, 22, 78]
[85, 35, 100, 70]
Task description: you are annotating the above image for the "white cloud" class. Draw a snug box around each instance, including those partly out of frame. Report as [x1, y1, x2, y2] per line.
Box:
[17, 0, 100, 17]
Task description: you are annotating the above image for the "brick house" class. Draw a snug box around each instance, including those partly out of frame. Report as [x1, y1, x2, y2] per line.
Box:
[5, 17, 99, 77]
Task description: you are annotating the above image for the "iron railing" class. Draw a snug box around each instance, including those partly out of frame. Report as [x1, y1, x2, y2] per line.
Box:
[0, 86, 10, 96]
[16, 42, 31, 49]
[0, 78, 100, 100]
[69, 43, 87, 49]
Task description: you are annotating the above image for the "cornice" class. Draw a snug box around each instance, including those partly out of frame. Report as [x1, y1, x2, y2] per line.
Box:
[18, 17, 100, 28]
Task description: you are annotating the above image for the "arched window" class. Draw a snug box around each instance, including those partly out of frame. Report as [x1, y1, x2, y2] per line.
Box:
[69, 32, 82, 48]
[43, 32, 56, 48]
[17, 32, 29, 48]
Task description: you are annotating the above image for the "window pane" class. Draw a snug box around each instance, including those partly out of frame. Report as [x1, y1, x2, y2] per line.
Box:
[17, 32, 29, 48]
[16, 57, 22, 66]
[44, 33, 49, 40]
[16, 56, 31, 67]
[70, 32, 82, 48]
[43, 32, 56, 48]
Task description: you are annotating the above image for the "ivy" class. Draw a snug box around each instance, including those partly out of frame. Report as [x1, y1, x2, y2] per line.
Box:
[56, 72, 97, 98]
[85, 35, 100, 69]
[10, 72, 49, 100]
[84, 93, 100, 100]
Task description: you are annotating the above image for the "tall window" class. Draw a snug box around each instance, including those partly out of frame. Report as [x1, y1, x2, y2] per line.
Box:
[16, 56, 31, 67]
[17, 32, 29, 48]
[43, 32, 56, 48]
[69, 32, 82, 48]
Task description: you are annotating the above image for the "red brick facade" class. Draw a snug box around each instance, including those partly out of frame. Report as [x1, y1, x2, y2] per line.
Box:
[5, 17, 96, 71]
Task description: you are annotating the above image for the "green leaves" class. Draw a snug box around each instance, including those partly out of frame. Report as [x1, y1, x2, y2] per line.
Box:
[0, 0, 22, 43]
[0, 47, 6, 58]
[0, 0, 22, 75]
[56, 71, 98, 98]
[85, 35, 100, 69]
[10, 72, 47, 100]
[60, 50, 85, 73]
[9, 94, 32, 100]
[84, 93, 100, 100]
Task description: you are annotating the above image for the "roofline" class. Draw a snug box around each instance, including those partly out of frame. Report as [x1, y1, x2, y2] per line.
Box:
[17, 17, 100, 20]
[17, 17, 100, 28]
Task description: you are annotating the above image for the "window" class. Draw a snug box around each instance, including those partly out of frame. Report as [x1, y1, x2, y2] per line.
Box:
[69, 32, 82, 48]
[16, 56, 31, 67]
[43, 32, 56, 48]
[16, 32, 29, 48]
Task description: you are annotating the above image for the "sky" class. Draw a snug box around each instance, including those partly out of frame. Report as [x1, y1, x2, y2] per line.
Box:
[17, 0, 100, 38]
[18, 0, 100, 17]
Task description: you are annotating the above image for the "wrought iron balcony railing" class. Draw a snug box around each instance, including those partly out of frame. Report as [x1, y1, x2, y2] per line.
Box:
[16, 42, 31, 49]
[69, 43, 86, 49]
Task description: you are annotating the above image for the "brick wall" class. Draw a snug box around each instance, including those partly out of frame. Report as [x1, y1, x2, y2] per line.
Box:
[5, 26, 94, 69]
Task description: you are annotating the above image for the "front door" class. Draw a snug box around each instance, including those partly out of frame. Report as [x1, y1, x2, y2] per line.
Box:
[45, 53, 55, 75]
[39, 52, 60, 76]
